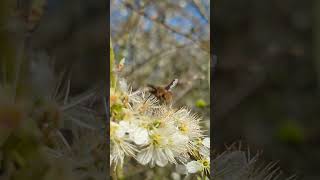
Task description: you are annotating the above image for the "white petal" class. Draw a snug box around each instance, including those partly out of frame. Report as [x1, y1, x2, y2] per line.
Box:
[137, 148, 152, 165]
[155, 150, 168, 167]
[119, 121, 130, 130]
[172, 133, 189, 145]
[202, 137, 210, 148]
[199, 147, 210, 158]
[186, 161, 202, 173]
[116, 121, 130, 137]
[132, 127, 149, 145]
[115, 127, 126, 138]
[164, 148, 176, 164]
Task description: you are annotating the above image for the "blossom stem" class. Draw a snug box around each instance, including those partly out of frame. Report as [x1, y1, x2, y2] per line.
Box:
[111, 170, 117, 180]
[110, 40, 116, 88]
[116, 164, 125, 180]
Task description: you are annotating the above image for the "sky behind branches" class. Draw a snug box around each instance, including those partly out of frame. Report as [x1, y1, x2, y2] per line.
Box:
[111, 0, 209, 45]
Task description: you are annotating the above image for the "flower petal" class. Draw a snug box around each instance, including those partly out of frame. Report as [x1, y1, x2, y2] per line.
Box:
[186, 161, 202, 173]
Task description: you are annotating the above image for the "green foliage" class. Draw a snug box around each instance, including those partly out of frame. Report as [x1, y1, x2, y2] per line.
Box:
[196, 99, 208, 108]
[277, 120, 304, 144]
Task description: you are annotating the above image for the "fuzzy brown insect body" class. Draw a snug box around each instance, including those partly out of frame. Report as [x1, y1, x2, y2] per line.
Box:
[147, 79, 178, 104]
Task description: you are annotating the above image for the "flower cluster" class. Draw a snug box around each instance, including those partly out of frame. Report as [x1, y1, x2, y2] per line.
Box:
[110, 59, 210, 179]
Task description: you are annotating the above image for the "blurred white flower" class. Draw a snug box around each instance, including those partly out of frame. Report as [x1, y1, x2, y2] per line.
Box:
[186, 160, 203, 173]
[118, 78, 128, 92]
[171, 172, 181, 180]
[175, 164, 188, 175]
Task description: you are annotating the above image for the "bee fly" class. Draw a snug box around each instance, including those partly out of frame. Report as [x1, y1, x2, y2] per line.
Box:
[147, 79, 179, 104]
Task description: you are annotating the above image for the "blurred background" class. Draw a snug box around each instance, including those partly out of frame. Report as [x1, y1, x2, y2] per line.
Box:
[28, 0, 107, 91]
[0, 1, 108, 179]
[111, 0, 210, 133]
[213, 0, 315, 179]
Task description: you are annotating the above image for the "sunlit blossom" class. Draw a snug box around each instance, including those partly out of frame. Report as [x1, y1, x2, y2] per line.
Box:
[110, 77, 210, 177]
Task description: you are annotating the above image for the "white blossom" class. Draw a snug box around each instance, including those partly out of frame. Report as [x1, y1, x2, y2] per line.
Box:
[110, 78, 210, 176]
[110, 122, 137, 168]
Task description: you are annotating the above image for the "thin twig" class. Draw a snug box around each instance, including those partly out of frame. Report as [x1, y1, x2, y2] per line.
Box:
[191, 0, 209, 23]
[123, 2, 209, 53]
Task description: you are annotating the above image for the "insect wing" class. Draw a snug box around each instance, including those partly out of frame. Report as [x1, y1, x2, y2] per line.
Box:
[165, 79, 178, 91]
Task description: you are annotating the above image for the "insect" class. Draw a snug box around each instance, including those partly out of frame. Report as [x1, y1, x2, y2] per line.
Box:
[147, 79, 179, 104]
